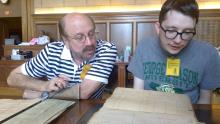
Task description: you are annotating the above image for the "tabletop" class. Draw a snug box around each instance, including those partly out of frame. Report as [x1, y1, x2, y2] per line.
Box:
[51, 99, 105, 124]
[0, 95, 219, 124]
[51, 99, 220, 124]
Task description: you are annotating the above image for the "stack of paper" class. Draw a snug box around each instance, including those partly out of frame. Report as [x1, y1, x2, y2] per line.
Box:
[0, 99, 74, 124]
[88, 88, 203, 124]
[0, 98, 41, 123]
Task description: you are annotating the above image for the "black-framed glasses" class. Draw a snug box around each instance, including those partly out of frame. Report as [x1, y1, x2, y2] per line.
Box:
[160, 25, 196, 41]
[68, 30, 97, 43]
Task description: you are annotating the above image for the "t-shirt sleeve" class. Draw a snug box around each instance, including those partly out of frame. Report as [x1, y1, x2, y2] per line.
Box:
[85, 41, 117, 84]
[127, 41, 144, 80]
[200, 48, 220, 89]
[22, 45, 49, 78]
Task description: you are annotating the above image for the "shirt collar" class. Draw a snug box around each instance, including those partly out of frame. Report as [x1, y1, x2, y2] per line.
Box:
[61, 45, 72, 60]
[60, 44, 96, 65]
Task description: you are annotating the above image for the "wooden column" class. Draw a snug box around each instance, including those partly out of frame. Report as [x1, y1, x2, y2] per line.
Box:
[116, 62, 128, 87]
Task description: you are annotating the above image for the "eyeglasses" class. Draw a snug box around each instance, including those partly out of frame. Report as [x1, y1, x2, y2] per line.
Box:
[160, 25, 196, 41]
[68, 31, 96, 43]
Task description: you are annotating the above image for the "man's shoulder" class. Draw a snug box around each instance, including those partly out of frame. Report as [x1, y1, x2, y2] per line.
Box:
[42, 42, 64, 56]
[187, 39, 219, 58]
[47, 41, 64, 47]
[191, 39, 216, 51]
[45, 41, 64, 50]
[96, 39, 117, 50]
[137, 37, 159, 49]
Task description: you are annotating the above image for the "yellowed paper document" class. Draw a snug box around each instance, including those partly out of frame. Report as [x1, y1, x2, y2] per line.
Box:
[3, 99, 74, 124]
[88, 88, 202, 124]
[0, 98, 41, 123]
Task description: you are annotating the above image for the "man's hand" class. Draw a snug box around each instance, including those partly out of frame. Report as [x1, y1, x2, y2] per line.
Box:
[44, 74, 71, 92]
[23, 74, 71, 99]
[23, 75, 71, 99]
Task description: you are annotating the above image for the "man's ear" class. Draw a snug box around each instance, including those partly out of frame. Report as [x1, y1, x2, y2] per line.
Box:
[154, 22, 160, 35]
[63, 37, 70, 49]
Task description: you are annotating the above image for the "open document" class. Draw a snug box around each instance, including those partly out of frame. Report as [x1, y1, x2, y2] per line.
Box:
[88, 87, 204, 124]
[0, 84, 79, 124]
[0, 98, 41, 123]
[3, 99, 74, 124]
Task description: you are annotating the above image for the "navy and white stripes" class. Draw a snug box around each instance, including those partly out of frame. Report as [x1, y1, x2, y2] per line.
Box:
[23, 40, 117, 99]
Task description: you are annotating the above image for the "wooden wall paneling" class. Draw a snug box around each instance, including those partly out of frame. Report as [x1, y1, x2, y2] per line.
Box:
[87, 0, 110, 6]
[21, 0, 37, 42]
[136, 21, 157, 43]
[29, 12, 159, 54]
[27, 10, 220, 55]
[3, 45, 45, 57]
[28, 0, 35, 41]
[110, 22, 133, 54]
[0, 60, 25, 87]
[64, 0, 86, 7]
[35, 23, 59, 42]
[107, 22, 110, 42]
[136, 0, 162, 4]
[41, 0, 63, 8]
[0, 0, 22, 17]
[34, 0, 42, 8]
[0, 21, 5, 56]
[21, 0, 28, 42]
[110, 0, 135, 5]
[95, 23, 107, 41]
[32, 14, 63, 42]
[132, 22, 137, 54]
[195, 18, 220, 47]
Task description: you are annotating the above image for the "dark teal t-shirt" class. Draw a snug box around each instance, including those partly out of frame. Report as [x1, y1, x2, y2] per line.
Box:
[128, 37, 220, 103]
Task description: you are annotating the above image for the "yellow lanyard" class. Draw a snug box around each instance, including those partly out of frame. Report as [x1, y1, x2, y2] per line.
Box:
[166, 58, 180, 76]
[80, 64, 92, 80]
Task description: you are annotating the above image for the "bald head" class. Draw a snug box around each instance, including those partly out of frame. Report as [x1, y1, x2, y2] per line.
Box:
[59, 13, 95, 40]
[58, 13, 97, 63]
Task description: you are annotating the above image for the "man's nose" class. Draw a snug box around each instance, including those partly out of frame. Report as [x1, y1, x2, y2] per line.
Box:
[173, 34, 182, 44]
[84, 36, 93, 45]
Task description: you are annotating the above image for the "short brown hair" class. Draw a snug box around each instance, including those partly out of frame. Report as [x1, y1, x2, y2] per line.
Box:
[159, 0, 199, 24]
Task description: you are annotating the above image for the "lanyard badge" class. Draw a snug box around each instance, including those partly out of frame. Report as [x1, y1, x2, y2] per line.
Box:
[80, 64, 92, 80]
[166, 58, 180, 76]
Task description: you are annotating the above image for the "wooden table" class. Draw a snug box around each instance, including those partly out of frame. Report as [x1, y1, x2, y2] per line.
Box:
[51, 100, 220, 124]
[51, 99, 105, 124]
[0, 95, 219, 124]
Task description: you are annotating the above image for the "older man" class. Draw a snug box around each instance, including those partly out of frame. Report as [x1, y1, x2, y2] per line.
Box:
[7, 13, 117, 99]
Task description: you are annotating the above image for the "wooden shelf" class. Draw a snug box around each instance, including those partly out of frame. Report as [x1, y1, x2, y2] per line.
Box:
[0, 87, 23, 98]
[3, 45, 45, 57]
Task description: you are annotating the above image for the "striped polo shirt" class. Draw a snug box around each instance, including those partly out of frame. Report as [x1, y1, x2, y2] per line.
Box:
[21, 39, 117, 98]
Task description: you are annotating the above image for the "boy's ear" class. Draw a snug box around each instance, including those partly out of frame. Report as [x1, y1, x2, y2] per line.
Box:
[154, 22, 160, 35]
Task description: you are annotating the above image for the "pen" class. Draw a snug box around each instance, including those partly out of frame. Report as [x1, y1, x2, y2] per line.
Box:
[41, 83, 76, 101]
